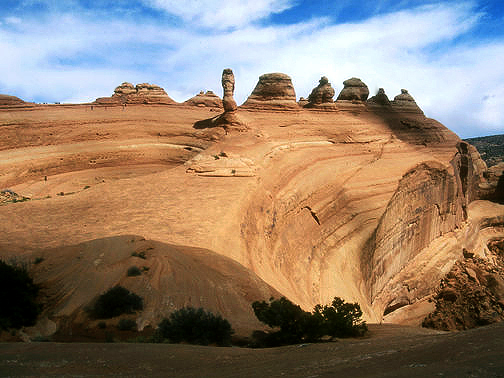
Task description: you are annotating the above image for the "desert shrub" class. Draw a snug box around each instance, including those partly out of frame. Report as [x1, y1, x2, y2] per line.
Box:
[97, 321, 107, 329]
[313, 297, 367, 338]
[251, 296, 366, 347]
[117, 318, 137, 331]
[90, 286, 143, 319]
[0, 259, 40, 330]
[156, 307, 234, 346]
[127, 266, 141, 277]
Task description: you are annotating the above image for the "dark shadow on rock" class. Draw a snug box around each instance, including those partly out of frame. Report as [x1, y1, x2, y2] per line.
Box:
[193, 115, 221, 129]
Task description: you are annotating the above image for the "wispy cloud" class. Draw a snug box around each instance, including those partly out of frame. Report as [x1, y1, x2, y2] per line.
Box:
[143, 0, 296, 29]
[0, 1, 502, 137]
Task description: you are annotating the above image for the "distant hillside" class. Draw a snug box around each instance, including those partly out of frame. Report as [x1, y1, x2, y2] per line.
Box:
[464, 134, 504, 167]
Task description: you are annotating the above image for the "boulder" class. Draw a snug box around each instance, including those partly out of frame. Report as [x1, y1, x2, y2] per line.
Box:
[184, 91, 222, 108]
[391, 89, 423, 114]
[298, 97, 309, 107]
[367, 88, 391, 106]
[241, 73, 298, 109]
[336, 77, 369, 102]
[0, 94, 26, 105]
[306, 76, 335, 106]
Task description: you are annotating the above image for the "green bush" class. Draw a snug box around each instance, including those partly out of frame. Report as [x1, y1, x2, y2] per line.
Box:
[0, 259, 40, 330]
[90, 286, 143, 319]
[117, 318, 137, 331]
[251, 296, 367, 347]
[156, 307, 234, 346]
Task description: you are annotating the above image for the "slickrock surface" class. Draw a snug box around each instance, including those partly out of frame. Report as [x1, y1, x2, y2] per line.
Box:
[184, 90, 222, 108]
[95, 82, 176, 105]
[336, 77, 369, 102]
[0, 74, 502, 338]
[241, 73, 298, 109]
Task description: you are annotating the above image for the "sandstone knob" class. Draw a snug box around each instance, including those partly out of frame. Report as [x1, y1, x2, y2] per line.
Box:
[185, 90, 222, 108]
[242, 73, 298, 109]
[336, 77, 369, 102]
[367, 88, 391, 106]
[391, 89, 423, 113]
[307, 76, 335, 105]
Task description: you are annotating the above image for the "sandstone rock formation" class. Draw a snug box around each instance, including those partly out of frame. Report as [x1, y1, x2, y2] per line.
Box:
[306, 76, 335, 106]
[298, 97, 309, 107]
[0, 94, 26, 105]
[95, 82, 176, 105]
[184, 91, 222, 108]
[0, 70, 503, 339]
[222, 69, 238, 112]
[367, 88, 391, 106]
[336, 77, 369, 102]
[241, 73, 298, 109]
[423, 239, 504, 330]
[391, 89, 423, 114]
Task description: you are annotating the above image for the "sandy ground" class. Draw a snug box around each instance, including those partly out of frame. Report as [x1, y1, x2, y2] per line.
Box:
[1, 323, 503, 377]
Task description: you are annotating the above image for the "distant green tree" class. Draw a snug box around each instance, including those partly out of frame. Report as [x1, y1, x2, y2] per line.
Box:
[0, 260, 40, 329]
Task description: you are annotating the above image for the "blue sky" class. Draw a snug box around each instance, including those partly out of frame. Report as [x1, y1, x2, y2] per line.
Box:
[0, 1, 503, 138]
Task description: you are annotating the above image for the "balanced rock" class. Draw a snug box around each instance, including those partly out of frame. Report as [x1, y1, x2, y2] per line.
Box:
[242, 73, 298, 109]
[391, 89, 423, 113]
[307, 76, 335, 106]
[211, 68, 247, 131]
[336, 77, 369, 102]
[0, 94, 26, 105]
[367, 88, 391, 106]
[185, 91, 222, 108]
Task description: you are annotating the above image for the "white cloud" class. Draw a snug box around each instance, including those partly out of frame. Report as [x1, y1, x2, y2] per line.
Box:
[4, 16, 22, 24]
[144, 0, 296, 28]
[0, 1, 503, 137]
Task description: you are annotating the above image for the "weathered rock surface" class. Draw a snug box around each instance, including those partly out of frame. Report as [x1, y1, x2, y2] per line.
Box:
[391, 89, 423, 114]
[336, 77, 369, 102]
[423, 239, 504, 330]
[0, 72, 502, 338]
[184, 91, 222, 108]
[241, 73, 298, 109]
[0, 94, 26, 105]
[367, 88, 391, 106]
[479, 162, 504, 202]
[306, 76, 335, 106]
[95, 82, 176, 105]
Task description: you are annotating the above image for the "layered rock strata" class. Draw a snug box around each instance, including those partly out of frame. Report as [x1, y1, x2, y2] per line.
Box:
[336, 77, 369, 102]
[391, 89, 423, 114]
[184, 91, 222, 108]
[0, 94, 26, 105]
[95, 82, 176, 105]
[367, 88, 391, 106]
[241, 73, 298, 109]
[306, 76, 335, 106]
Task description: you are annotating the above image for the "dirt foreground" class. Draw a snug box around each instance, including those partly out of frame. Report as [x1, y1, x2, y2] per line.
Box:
[1, 323, 503, 377]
